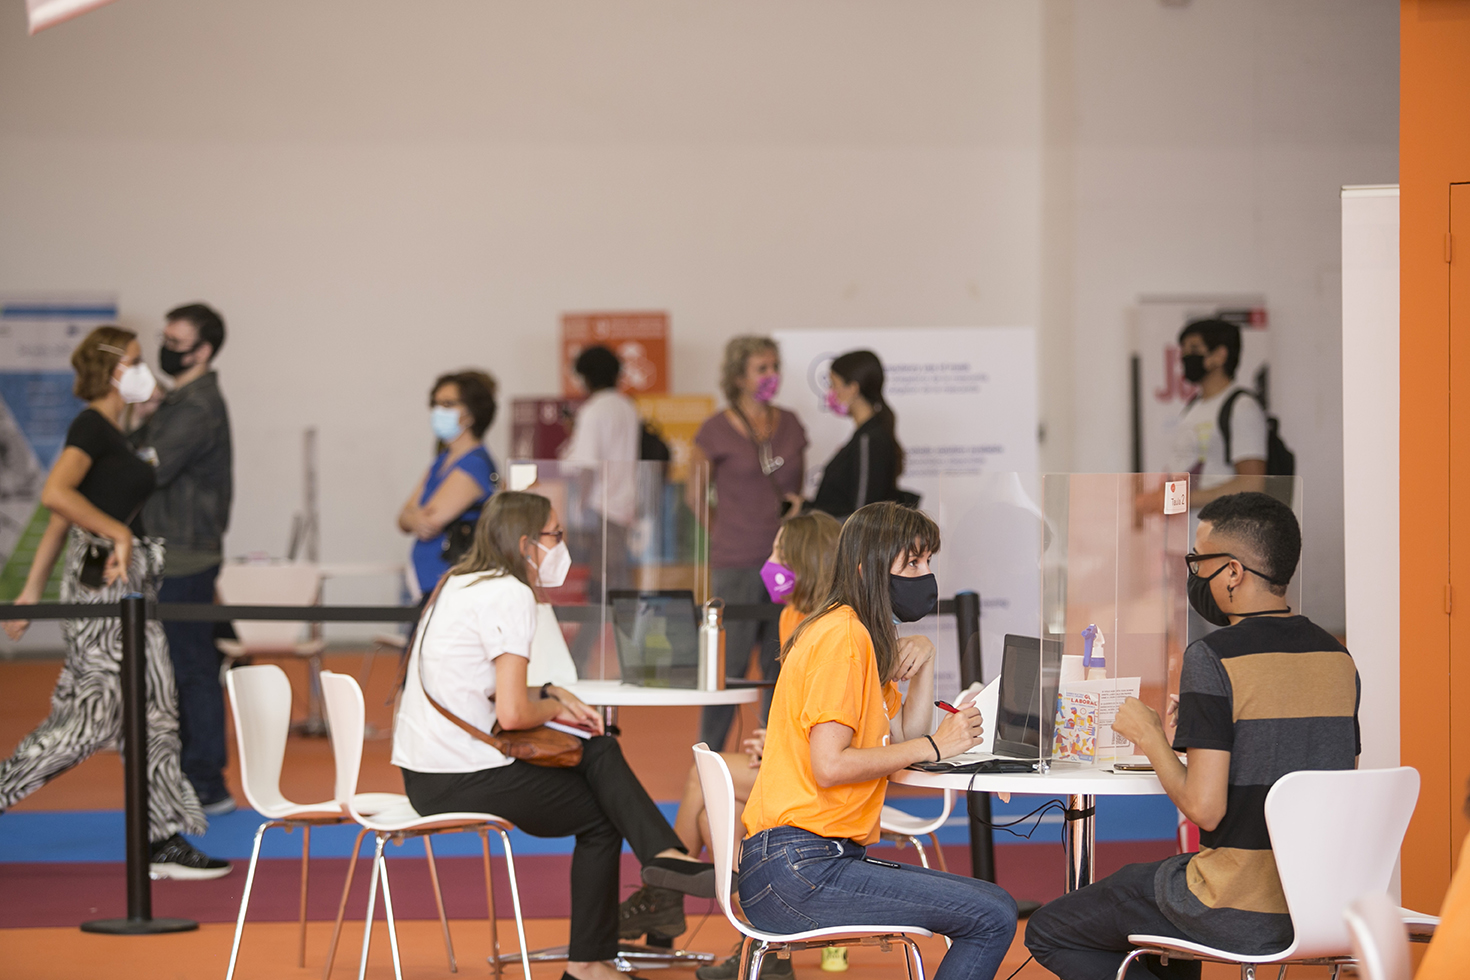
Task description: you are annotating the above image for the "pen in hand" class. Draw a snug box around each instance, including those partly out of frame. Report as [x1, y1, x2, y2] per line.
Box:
[934, 700, 960, 714]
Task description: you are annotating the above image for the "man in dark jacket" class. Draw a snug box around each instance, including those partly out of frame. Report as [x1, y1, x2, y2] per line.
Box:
[133, 303, 235, 813]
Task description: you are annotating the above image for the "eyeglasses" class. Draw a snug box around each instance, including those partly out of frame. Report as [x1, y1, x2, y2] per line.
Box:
[1185, 551, 1282, 586]
[538, 528, 565, 545]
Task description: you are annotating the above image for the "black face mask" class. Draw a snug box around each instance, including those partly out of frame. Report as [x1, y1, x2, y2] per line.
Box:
[890, 573, 938, 623]
[159, 343, 198, 378]
[1187, 565, 1232, 627]
[1180, 354, 1207, 384]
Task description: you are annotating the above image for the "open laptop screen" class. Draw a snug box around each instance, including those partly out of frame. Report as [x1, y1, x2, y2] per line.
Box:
[607, 590, 700, 688]
[993, 633, 1064, 759]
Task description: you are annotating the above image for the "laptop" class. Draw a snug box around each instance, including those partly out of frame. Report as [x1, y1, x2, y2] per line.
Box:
[991, 633, 1065, 759]
[607, 589, 701, 688]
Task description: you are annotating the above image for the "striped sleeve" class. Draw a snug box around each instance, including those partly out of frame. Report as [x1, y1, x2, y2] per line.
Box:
[1173, 642, 1234, 752]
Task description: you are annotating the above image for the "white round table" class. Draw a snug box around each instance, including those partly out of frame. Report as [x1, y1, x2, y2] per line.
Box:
[891, 765, 1166, 893]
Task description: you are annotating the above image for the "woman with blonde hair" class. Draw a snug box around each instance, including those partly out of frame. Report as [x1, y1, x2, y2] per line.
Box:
[1, 326, 227, 879]
[392, 490, 713, 980]
[688, 336, 808, 752]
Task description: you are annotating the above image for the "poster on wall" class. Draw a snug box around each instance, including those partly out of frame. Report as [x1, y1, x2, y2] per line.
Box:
[634, 394, 715, 484]
[1133, 295, 1269, 474]
[0, 296, 117, 601]
[561, 312, 669, 398]
[771, 327, 1039, 696]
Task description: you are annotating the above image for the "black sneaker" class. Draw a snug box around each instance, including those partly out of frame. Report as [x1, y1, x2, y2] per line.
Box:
[149, 834, 232, 880]
[696, 947, 795, 980]
[641, 855, 717, 899]
[618, 884, 686, 940]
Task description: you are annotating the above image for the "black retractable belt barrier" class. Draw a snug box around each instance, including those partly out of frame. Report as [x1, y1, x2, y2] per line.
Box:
[952, 591, 998, 884]
[79, 595, 197, 935]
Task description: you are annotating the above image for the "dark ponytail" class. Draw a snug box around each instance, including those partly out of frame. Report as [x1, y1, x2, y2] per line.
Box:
[830, 349, 904, 476]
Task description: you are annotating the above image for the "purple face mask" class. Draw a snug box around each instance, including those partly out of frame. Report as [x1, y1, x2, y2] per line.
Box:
[760, 560, 796, 603]
[825, 388, 848, 416]
[753, 374, 780, 403]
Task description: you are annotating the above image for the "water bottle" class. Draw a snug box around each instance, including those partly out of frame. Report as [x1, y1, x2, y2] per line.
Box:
[698, 599, 726, 691]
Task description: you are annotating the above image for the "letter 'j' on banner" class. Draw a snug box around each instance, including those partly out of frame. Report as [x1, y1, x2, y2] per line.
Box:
[27, 0, 118, 34]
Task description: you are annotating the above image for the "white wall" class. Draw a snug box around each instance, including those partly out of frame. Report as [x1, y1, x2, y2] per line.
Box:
[0, 0, 1045, 629]
[1341, 186, 1399, 769]
[0, 0, 1397, 640]
[1048, 0, 1399, 633]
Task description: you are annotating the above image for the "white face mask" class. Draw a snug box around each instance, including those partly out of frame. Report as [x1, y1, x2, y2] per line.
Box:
[113, 362, 157, 404]
[530, 540, 571, 589]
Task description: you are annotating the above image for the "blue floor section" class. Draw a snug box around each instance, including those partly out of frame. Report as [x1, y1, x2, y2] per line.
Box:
[0, 794, 1178, 863]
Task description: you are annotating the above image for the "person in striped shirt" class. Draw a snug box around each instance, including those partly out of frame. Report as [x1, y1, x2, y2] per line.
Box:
[1025, 491, 1359, 979]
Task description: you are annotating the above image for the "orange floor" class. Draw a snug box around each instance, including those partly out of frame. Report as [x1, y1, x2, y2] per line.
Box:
[0, 652, 1334, 979]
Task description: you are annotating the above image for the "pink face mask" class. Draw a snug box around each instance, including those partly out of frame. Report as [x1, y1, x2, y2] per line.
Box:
[825, 388, 848, 416]
[760, 560, 796, 603]
[753, 374, 780, 403]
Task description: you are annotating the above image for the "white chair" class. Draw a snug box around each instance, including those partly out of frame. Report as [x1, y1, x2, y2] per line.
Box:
[692, 742, 930, 980]
[1345, 893, 1412, 980]
[1114, 766, 1421, 980]
[224, 664, 352, 980]
[318, 670, 531, 980]
[216, 561, 329, 733]
[880, 790, 954, 873]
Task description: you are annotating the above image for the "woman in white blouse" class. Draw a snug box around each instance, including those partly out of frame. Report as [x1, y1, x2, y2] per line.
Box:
[392, 491, 711, 980]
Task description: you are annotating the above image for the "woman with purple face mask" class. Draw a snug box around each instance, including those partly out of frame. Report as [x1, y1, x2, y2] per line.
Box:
[687, 336, 809, 755]
[803, 349, 906, 519]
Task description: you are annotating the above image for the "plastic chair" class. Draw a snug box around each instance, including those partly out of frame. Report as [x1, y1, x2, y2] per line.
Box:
[216, 561, 330, 733]
[318, 670, 531, 980]
[1345, 893, 1412, 980]
[692, 742, 930, 980]
[223, 664, 351, 980]
[1115, 766, 1420, 980]
[880, 790, 954, 872]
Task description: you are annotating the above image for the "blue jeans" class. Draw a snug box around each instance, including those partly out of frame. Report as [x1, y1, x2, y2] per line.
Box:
[158, 565, 228, 803]
[738, 827, 1018, 980]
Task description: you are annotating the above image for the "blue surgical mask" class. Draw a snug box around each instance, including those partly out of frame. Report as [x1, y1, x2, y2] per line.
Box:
[431, 406, 465, 442]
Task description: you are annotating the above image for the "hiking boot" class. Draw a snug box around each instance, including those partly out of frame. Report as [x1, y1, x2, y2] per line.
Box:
[149, 834, 231, 880]
[618, 884, 686, 940]
[696, 946, 795, 980]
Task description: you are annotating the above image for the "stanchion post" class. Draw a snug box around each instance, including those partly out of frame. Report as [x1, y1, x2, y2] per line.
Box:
[81, 593, 197, 935]
[951, 591, 998, 883]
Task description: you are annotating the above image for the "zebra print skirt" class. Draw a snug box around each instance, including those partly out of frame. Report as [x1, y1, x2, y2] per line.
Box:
[0, 528, 206, 839]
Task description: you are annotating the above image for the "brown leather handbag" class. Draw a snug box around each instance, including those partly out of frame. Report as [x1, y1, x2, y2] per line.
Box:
[412, 577, 585, 768]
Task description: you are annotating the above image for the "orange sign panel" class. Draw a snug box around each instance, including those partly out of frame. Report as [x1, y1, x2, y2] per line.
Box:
[561, 311, 669, 397]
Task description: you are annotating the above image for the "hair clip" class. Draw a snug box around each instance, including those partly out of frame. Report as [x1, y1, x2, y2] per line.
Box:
[96, 344, 126, 356]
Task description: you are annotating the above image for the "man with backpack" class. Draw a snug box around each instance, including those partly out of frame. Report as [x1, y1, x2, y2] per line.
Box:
[1171, 318, 1293, 507]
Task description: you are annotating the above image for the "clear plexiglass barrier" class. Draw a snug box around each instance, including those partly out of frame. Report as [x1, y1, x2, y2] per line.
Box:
[922, 472, 1303, 767]
[506, 459, 710, 686]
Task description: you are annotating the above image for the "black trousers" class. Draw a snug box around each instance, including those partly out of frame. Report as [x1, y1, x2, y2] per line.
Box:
[402, 735, 684, 961]
[158, 565, 228, 803]
[1024, 860, 1201, 980]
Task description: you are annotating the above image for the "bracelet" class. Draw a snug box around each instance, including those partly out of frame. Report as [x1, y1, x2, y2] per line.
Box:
[540, 682, 553, 701]
[924, 735, 941, 763]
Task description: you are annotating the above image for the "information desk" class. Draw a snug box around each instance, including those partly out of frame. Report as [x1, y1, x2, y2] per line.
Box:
[890, 764, 1167, 894]
[496, 681, 759, 974]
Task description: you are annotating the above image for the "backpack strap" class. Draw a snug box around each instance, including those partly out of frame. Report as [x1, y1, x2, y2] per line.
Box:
[1215, 388, 1257, 465]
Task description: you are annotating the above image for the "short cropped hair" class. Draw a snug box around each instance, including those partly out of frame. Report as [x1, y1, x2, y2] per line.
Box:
[166, 303, 226, 360]
[1178, 318, 1241, 379]
[431, 370, 499, 439]
[574, 346, 621, 392]
[72, 325, 137, 400]
[1197, 491, 1300, 596]
[719, 335, 779, 404]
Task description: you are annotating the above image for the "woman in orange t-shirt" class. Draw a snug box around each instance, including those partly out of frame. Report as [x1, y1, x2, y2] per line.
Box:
[739, 502, 1018, 980]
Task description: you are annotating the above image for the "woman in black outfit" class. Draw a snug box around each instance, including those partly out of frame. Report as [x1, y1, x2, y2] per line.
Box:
[808, 350, 905, 518]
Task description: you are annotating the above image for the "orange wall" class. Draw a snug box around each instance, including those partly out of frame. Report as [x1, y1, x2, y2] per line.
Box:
[1400, 0, 1470, 912]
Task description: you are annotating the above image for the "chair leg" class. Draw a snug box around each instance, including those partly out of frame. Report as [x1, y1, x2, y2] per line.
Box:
[226, 820, 283, 980]
[899, 936, 927, 980]
[494, 826, 533, 979]
[736, 938, 758, 980]
[749, 943, 770, 980]
[480, 830, 501, 978]
[910, 836, 931, 870]
[424, 836, 458, 972]
[357, 836, 386, 980]
[378, 850, 405, 980]
[299, 824, 312, 968]
[324, 825, 371, 980]
[928, 832, 948, 873]
[1115, 949, 1150, 980]
[1240, 967, 1256, 980]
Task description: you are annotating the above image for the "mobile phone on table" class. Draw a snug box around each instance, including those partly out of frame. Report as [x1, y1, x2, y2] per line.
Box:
[1113, 762, 1154, 772]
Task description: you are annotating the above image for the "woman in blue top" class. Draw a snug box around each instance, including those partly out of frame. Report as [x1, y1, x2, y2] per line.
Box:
[398, 370, 500, 595]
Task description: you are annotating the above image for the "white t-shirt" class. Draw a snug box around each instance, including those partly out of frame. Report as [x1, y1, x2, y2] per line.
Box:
[559, 388, 641, 526]
[1170, 385, 1269, 490]
[391, 572, 538, 773]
